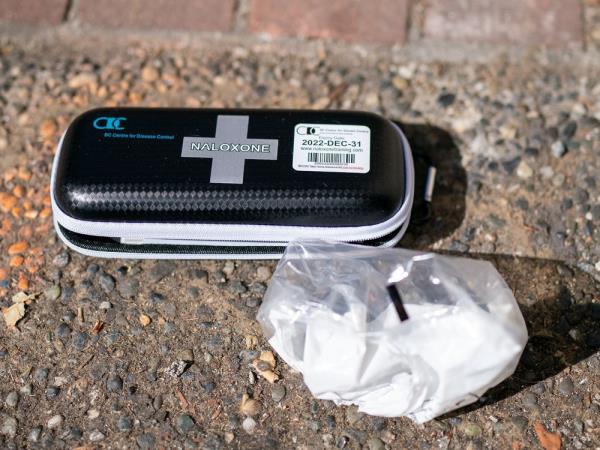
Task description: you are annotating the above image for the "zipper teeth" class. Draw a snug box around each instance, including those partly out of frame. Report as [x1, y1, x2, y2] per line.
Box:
[121, 238, 288, 246]
[60, 225, 285, 255]
[51, 122, 414, 244]
[58, 223, 395, 256]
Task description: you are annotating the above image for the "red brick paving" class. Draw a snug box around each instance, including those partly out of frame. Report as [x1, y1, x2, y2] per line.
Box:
[248, 0, 411, 44]
[0, 0, 587, 49]
[73, 0, 235, 32]
[423, 0, 584, 47]
[0, 0, 69, 25]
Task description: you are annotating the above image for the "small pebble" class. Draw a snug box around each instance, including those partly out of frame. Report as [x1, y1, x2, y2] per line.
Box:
[1, 416, 17, 438]
[516, 161, 533, 179]
[141, 65, 160, 82]
[139, 313, 152, 327]
[28, 426, 42, 442]
[522, 392, 539, 409]
[524, 147, 539, 157]
[71, 332, 89, 350]
[149, 292, 165, 304]
[191, 268, 208, 281]
[551, 140, 567, 158]
[336, 436, 349, 448]
[45, 285, 61, 301]
[118, 278, 139, 298]
[5, 391, 18, 408]
[511, 415, 528, 432]
[573, 187, 589, 204]
[345, 406, 363, 425]
[242, 416, 257, 434]
[117, 416, 133, 432]
[256, 266, 271, 281]
[437, 92, 456, 107]
[461, 422, 483, 438]
[307, 419, 321, 432]
[52, 252, 70, 268]
[47, 414, 63, 429]
[46, 386, 60, 399]
[107, 374, 124, 392]
[372, 417, 387, 431]
[202, 381, 216, 393]
[60, 286, 75, 302]
[367, 437, 386, 450]
[250, 282, 267, 295]
[502, 156, 521, 175]
[573, 418, 584, 435]
[8, 241, 28, 255]
[229, 280, 247, 294]
[175, 414, 196, 435]
[515, 198, 529, 210]
[68, 427, 83, 440]
[99, 273, 116, 292]
[20, 384, 33, 396]
[166, 360, 189, 378]
[33, 367, 49, 384]
[449, 240, 469, 252]
[187, 287, 200, 297]
[326, 415, 337, 429]
[552, 173, 565, 187]
[540, 165, 554, 179]
[89, 430, 105, 442]
[55, 322, 72, 340]
[310, 401, 319, 414]
[86, 409, 99, 421]
[271, 384, 286, 403]
[245, 297, 260, 308]
[558, 378, 575, 396]
[561, 120, 577, 139]
[223, 261, 235, 275]
[153, 394, 163, 410]
[224, 431, 234, 444]
[213, 270, 227, 283]
[150, 261, 176, 283]
[137, 433, 156, 449]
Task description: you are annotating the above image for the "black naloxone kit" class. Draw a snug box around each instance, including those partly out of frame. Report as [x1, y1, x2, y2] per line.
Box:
[51, 108, 415, 258]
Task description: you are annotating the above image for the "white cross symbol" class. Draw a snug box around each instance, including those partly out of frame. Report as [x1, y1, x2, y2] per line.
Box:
[181, 115, 279, 184]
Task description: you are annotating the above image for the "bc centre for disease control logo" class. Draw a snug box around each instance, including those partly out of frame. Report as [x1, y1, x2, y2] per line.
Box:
[93, 117, 127, 130]
[296, 126, 319, 135]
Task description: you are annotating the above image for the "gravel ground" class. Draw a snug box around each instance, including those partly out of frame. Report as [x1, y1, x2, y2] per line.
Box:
[0, 30, 599, 449]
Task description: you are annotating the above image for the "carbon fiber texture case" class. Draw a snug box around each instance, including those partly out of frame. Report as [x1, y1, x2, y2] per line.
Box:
[53, 108, 406, 228]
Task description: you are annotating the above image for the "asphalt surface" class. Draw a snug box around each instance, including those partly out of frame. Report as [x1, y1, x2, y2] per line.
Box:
[0, 30, 599, 449]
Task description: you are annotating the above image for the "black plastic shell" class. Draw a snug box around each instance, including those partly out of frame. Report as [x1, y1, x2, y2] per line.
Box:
[54, 108, 406, 228]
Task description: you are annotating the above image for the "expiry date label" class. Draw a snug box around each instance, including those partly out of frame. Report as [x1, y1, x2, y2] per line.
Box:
[293, 124, 370, 173]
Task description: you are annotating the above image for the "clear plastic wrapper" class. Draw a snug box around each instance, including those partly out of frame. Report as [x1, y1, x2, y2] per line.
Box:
[257, 240, 528, 423]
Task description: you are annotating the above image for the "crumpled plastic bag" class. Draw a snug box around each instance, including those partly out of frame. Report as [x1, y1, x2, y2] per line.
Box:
[256, 240, 528, 423]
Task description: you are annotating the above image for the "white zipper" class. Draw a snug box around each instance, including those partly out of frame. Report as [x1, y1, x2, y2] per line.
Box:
[119, 237, 287, 247]
[54, 218, 283, 260]
[51, 123, 414, 246]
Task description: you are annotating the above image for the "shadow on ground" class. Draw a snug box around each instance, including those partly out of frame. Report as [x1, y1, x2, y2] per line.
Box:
[394, 122, 467, 248]
[359, 121, 599, 423]
[443, 253, 600, 417]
